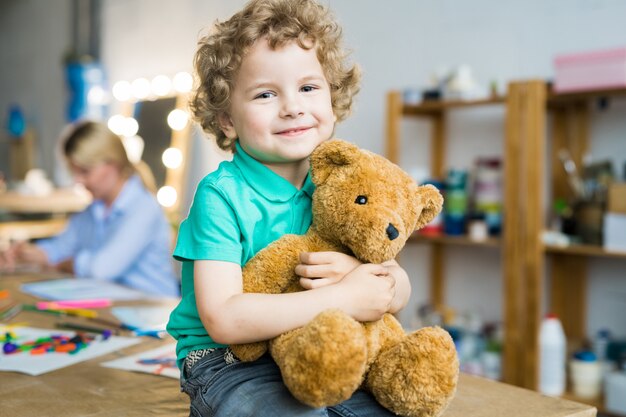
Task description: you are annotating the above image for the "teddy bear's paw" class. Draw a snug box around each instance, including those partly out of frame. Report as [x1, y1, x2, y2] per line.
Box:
[271, 309, 368, 407]
[230, 341, 267, 362]
[367, 326, 459, 417]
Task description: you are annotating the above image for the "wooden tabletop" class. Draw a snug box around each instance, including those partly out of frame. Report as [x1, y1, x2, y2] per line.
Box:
[0, 274, 596, 417]
[0, 274, 188, 417]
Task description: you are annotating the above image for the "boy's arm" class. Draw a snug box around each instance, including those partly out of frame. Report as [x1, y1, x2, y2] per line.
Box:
[194, 259, 396, 345]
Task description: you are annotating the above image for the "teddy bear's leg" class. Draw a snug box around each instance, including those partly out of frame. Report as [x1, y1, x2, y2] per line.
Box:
[230, 341, 268, 362]
[270, 309, 368, 408]
[366, 326, 459, 417]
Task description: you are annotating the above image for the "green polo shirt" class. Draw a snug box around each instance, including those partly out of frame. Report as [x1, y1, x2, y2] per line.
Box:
[166, 141, 315, 370]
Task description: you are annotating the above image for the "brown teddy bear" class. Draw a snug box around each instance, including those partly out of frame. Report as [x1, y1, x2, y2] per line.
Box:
[231, 139, 459, 417]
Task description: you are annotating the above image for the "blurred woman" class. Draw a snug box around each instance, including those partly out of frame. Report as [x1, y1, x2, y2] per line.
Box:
[0, 121, 179, 297]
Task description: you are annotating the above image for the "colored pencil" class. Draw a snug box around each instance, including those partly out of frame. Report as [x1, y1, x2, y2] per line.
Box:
[22, 304, 98, 319]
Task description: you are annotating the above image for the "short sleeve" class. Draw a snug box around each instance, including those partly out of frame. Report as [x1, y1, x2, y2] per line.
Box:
[173, 181, 242, 264]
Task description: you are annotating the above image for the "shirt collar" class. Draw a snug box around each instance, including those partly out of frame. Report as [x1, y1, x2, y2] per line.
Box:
[233, 141, 314, 202]
[92, 174, 142, 219]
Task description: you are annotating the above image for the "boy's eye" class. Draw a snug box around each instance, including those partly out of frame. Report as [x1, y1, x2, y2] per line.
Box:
[355, 195, 368, 205]
[301, 85, 317, 93]
[255, 91, 275, 100]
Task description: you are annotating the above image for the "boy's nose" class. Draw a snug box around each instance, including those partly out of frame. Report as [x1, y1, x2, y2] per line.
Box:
[280, 95, 304, 118]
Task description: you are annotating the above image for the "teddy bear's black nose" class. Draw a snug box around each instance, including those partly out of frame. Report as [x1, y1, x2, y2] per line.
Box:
[386, 223, 399, 241]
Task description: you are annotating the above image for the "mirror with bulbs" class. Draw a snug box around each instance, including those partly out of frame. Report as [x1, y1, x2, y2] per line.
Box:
[109, 72, 194, 225]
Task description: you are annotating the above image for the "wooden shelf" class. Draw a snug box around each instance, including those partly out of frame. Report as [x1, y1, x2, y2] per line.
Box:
[403, 96, 506, 116]
[409, 233, 500, 248]
[548, 86, 626, 104]
[544, 243, 626, 259]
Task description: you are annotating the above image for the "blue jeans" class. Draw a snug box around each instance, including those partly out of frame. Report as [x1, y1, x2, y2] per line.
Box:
[180, 348, 396, 417]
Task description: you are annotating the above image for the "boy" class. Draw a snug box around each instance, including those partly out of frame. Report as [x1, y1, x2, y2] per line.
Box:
[167, 0, 411, 415]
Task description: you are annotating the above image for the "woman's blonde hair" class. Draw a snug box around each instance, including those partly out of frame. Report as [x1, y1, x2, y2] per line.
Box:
[63, 121, 157, 194]
[191, 0, 361, 152]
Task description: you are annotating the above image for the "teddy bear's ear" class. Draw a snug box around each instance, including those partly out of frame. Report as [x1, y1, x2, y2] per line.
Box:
[310, 139, 361, 185]
[414, 184, 444, 230]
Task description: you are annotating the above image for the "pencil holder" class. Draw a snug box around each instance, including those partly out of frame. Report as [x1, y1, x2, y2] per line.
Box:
[573, 200, 604, 245]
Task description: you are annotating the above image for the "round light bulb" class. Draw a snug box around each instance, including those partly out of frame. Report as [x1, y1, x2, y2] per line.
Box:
[157, 186, 177, 208]
[107, 114, 127, 135]
[112, 80, 131, 101]
[167, 109, 189, 131]
[122, 117, 139, 137]
[173, 71, 193, 93]
[131, 78, 151, 99]
[88, 86, 107, 104]
[162, 147, 183, 169]
[151, 75, 172, 97]
[122, 135, 145, 163]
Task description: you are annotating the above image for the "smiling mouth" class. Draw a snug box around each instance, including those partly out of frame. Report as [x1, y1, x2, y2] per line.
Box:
[276, 127, 310, 135]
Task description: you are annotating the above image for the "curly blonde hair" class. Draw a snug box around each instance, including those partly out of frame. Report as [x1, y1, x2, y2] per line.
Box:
[191, 0, 361, 152]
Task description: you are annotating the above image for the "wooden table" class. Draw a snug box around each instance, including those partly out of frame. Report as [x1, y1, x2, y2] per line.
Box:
[0, 273, 188, 417]
[0, 274, 596, 417]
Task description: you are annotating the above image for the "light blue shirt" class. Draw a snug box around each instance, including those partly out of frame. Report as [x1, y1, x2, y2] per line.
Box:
[37, 175, 179, 297]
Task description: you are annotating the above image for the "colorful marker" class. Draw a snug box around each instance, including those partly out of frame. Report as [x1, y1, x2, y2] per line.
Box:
[36, 298, 112, 310]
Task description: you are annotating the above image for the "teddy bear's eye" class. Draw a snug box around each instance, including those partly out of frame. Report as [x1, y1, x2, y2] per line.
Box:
[355, 195, 368, 205]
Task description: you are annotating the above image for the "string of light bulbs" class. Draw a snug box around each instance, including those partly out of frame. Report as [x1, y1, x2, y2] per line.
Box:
[108, 71, 193, 209]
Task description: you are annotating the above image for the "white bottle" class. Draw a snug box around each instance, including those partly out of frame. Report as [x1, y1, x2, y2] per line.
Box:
[539, 314, 567, 396]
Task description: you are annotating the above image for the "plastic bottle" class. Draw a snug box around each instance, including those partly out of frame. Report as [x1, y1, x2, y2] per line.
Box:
[539, 313, 567, 396]
[592, 328, 611, 362]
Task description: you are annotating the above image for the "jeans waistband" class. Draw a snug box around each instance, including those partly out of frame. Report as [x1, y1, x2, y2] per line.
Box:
[184, 347, 238, 374]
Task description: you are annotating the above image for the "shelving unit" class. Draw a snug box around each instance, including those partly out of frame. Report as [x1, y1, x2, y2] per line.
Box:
[386, 91, 505, 311]
[386, 82, 626, 413]
[544, 243, 626, 259]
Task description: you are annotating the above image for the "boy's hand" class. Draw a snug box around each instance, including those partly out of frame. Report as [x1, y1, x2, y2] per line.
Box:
[296, 251, 361, 289]
[337, 263, 395, 322]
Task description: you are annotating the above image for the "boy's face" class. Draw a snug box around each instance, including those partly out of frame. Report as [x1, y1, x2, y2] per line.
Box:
[219, 38, 336, 167]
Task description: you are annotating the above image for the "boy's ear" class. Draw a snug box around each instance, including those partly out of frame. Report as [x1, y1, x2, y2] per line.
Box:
[217, 112, 237, 139]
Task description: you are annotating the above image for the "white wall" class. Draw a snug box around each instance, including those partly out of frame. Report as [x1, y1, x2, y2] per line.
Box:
[2, 0, 625, 339]
[0, 0, 72, 180]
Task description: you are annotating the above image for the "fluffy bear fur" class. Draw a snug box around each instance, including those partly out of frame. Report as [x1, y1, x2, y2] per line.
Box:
[230, 139, 459, 417]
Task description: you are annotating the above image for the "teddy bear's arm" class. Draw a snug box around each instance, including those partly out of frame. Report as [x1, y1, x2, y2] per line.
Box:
[231, 232, 345, 362]
[242, 232, 343, 295]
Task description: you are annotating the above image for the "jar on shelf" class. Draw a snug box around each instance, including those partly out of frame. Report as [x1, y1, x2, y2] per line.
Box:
[444, 169, 468, 235]
[472, 157, 503, 236]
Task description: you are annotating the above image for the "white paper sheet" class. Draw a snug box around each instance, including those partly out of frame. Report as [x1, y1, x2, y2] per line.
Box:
[110, 306, 171, 332]
[20, 278, 153, 301]
[101, 343, 179, 379]
[0, 326, 140, 376]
